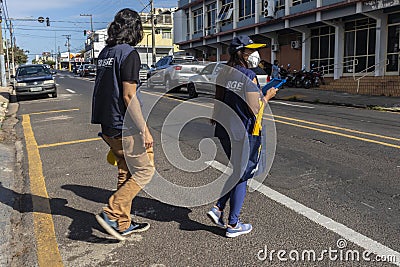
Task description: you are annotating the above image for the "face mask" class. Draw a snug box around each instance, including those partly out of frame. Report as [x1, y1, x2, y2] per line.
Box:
[247, 51, 261, 68]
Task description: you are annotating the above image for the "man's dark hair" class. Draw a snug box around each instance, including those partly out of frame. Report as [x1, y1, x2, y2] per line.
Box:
[106, 8, 144, 46]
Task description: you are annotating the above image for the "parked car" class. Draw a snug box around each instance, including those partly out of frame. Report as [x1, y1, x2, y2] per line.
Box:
[147, 55, 207, 92]
[12, 64, 57, 98]
[79, 64, 97, 77]
[187, 62, 224, 98]
[139, 64, 150, 81]
[76, 65, 84, 76]
[187, 62, 270, 98]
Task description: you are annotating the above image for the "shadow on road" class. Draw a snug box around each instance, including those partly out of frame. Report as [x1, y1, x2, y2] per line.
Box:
[61, 184, 224, 236]
[0, 182, 118, 244]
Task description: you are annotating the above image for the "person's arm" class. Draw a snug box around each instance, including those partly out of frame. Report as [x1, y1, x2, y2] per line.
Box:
[123, 81, 153, 148]
[246, 77, 278, 114]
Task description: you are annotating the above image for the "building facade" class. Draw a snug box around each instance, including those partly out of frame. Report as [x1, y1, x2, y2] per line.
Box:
[174, 0, 400, 79]
[84, 8, 178, 66]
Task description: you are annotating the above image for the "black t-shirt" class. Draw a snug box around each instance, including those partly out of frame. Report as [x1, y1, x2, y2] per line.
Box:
[120, 50, 141, 83]
[100, 49, 141, 137]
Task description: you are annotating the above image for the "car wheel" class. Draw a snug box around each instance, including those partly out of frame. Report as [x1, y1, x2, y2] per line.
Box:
[51, 91, 57, 98]
[187, 83, 198, 98]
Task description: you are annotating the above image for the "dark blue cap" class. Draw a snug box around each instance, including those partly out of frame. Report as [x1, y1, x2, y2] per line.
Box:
[229, 35, 266, 54]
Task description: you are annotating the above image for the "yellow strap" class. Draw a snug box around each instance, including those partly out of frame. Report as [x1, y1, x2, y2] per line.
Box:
[252, 100, 265, 136]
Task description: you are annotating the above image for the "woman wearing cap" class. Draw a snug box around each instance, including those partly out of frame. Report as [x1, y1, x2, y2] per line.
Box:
[208, 35, 278, 238]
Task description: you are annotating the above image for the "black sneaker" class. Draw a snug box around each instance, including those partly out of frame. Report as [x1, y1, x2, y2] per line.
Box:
[122, 221, 150, 235]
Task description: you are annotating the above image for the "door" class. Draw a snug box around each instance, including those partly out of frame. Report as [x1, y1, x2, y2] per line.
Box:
[387, 22, 400, 75]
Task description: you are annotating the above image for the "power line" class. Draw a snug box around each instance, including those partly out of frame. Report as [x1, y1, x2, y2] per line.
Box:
[12, 27, 84, 33]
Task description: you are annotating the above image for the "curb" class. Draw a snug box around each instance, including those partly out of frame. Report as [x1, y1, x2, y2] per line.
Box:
[0, 87, 11, 129]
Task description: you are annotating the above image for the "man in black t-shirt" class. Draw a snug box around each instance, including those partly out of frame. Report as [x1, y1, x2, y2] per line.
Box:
[91, 9, 155, 241]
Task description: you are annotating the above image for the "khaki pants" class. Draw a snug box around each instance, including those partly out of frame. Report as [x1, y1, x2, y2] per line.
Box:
[102, 134, 155, 231]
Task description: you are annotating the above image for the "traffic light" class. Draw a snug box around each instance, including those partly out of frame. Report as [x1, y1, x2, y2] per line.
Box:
[264, 0, 275, 18]
[84, 30, 87, 36]
[46, 17, 50, 26]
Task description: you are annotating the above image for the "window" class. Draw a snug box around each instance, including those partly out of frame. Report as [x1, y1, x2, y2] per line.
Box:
[292, 0, 312, 6]
[186, 11, 190, 38]
[239, 0, 255, 21]
[193, 8, 203, 34]
[310, 26, 335, 74]
[387, 12, 400, 73]
[162, 31, 172, 39]
[206, 2, 217, 33]
[343, 18, 376, 74]
[201, 63, 216, 75]
[217, 0, 233, 24]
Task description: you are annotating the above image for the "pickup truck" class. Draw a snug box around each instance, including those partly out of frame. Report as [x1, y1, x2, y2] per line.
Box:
[147, 55, 207, 92]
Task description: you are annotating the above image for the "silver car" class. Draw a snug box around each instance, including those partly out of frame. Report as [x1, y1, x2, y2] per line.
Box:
[186, 62, 224, 98]
[187, 62, 270, 98]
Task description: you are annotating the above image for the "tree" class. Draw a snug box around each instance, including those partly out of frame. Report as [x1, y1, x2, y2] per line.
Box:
[5, 45, 28, 65]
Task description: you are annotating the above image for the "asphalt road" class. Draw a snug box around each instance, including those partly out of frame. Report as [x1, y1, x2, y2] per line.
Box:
[11, 71, 400, 266]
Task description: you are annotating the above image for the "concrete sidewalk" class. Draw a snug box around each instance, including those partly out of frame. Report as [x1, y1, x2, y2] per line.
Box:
[0, 86, 17, 266]
[275, 87, 400, 111]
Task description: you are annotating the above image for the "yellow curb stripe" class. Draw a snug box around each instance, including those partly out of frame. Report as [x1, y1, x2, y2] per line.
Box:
[22, 115, 63, 267]
[272, 118, 400, 149]
[38, 137, 102, 149]
[271, 114, 400, 142]
[27, 108, 79, 116]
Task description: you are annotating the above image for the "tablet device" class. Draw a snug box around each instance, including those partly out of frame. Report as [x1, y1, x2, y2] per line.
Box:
[261, 78, 286, 95]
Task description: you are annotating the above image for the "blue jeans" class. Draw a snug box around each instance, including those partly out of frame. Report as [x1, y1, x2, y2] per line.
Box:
[216, 138, 248, 225]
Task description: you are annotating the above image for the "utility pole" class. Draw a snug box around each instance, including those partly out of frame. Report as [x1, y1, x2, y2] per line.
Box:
[80, 14, 94, 63]
[54, 32, 58, 70]
[63, 35, 71, 72]
[151, 0, 156, 65]
[9, 20, 15, 76]
[0, 7, 7, 86]
[4, 29, 10, 80]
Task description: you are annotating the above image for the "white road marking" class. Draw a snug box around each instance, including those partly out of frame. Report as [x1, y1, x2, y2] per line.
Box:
[269, 100, 315, 109]
[65, 89, 76, 94]
[206, 160, 400, 265]
[36, 115, 73, 122]
[361, 202, 376, 209]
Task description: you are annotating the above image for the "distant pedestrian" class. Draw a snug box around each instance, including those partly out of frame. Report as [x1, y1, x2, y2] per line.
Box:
[209, 35, 278, 238]
[91, 8, 155, 240]
[271, 60, 280, 79]
[259, 60, 272, 76]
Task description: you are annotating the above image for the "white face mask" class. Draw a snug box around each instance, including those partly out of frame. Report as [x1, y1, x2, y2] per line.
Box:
[247, 51, 261, 68]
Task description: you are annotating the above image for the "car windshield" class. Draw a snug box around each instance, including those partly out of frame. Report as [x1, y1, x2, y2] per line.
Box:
[17, 66, 50, 77]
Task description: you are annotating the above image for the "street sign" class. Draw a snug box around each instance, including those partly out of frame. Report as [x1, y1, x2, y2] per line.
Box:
[38, 16, 45, 23]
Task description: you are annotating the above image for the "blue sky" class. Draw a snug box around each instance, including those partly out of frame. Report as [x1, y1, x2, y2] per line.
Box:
[5, 0, 177, 62]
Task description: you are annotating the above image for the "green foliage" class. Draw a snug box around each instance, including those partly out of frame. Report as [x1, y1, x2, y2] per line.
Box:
[5, 46, 28, 65]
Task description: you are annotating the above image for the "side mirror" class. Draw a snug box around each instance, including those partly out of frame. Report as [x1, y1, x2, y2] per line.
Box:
[151, 65, 155, 68]
[51, 70, 57, 75]
[10, 74, 15, 78]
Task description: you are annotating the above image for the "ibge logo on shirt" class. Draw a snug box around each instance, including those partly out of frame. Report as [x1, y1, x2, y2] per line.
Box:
[98, 58, 114, 68]
[226, 80, 244, 93]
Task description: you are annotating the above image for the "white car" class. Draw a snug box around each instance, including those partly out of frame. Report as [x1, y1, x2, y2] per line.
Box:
[186, 62, 269, 98]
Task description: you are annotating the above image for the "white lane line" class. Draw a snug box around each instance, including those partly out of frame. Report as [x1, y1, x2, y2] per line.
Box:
[206, 160, 400, 265]
[65, 89, 76, 94]
[269, 100, 315, 109]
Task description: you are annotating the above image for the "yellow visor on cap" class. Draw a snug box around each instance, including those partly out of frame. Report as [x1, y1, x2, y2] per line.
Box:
[245, 43, 267, 49]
